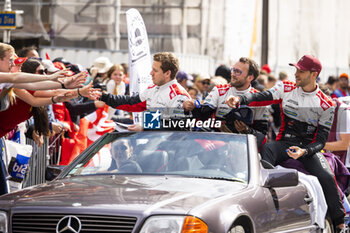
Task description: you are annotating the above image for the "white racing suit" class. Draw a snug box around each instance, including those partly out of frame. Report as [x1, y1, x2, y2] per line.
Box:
[100, 79, 191, 121]
[238, 80, 345, 226]
[192, 84, 269, 145]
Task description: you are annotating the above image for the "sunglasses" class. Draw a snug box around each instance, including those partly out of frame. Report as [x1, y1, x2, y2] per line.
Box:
[202, 81, 210, 85]
[30, 57, 43, 61]
[37, 69, 47, 74]
[230, 67, 243, 76]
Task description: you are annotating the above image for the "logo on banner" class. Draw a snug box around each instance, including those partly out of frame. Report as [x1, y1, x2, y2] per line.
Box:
[10, 154, 30, 180]
[143, 110, 161, 129]
[127, 9, 149, 63]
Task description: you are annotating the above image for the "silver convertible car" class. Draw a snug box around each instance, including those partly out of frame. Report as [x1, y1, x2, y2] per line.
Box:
[0, 132, 331, 233]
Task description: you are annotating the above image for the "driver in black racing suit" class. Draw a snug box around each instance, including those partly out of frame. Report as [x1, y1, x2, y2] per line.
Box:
[226, 55, 348, 233]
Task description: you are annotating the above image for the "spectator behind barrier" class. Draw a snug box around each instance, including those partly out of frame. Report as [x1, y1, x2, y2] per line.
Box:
[215, 64, 231, 83]
[101, 64, 127, 119]
[332, 73, 349, 99]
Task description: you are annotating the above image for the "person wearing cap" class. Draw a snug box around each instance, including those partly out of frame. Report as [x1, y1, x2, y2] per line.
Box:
[42, 59, 60, 74]
[225, 55, 348, 232]
[261, 64, 271, 74]
[193, 74, 210, 101]
[331, 73, 349, 99]
[176, 70, 192, 90]
[10, 55, 27, 73]
[183, 57, 269, 144]
[0, 44, 86, 113]
[53, 61, 75, 77]
[91, 56, 113, 80]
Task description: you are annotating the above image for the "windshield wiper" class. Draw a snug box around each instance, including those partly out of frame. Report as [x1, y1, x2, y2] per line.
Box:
[192, 176, 246, 183]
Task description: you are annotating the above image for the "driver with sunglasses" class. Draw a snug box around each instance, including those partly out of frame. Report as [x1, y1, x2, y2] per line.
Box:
[183, 57, 269, 142]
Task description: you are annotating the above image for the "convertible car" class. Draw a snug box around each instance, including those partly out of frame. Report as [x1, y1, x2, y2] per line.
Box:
[0, 132, 331, 233]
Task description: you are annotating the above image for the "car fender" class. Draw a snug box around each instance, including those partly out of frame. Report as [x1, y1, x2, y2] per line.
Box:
[219, 204, 255, 233]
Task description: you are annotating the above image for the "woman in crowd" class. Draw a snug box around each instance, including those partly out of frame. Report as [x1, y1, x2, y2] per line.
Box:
[102, 64, 126, 119]
[0, 59, 75, 140]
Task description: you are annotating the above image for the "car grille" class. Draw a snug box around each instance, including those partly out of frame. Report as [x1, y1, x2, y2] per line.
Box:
[12, 213, 137, 233]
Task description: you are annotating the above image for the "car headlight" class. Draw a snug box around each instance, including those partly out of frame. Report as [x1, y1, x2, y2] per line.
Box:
[139, 215, 208, 233]
[0, 211, 8, 233]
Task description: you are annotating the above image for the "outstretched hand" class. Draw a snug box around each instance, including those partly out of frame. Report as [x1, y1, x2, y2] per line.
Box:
[225, 95, 240, 108]
[78, 81, 94, 97]
[62, 71, 88, 89]
[89, 88, 102, 100]
[55, 90, 75, 103]
[48, 70, 68, 81]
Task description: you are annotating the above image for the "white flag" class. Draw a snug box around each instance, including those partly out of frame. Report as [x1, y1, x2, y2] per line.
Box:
[126, 8, 153, 124]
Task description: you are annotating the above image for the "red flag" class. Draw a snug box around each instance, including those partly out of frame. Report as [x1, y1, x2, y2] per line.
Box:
[46, 52, 51, 60]
[65, 106, 115, 165]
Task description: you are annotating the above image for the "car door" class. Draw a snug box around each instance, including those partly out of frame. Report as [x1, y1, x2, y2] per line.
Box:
[264, 183, 312, 232]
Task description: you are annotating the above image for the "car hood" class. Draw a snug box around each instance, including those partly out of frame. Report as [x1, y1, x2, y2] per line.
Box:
[0, 175, 247, 214]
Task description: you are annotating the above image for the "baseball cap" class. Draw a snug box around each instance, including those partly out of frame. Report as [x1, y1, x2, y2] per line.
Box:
[53, 61, 75, 76]
[42, 59, 60, 73]
[289, 55, 322, 74]
[224, 105, 254, 126]
[176, 71, 193, 82]
[261, 64, 271, 74]
[13, 54, 27, 66]
[339, 73, 349, 79]
[52, 57, 71, 67]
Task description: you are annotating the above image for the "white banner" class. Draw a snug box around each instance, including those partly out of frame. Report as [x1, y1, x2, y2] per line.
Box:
[126, 8, 153, 124]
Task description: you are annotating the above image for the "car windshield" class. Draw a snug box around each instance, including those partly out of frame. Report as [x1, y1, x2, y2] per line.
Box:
[65, 132, 249, 183]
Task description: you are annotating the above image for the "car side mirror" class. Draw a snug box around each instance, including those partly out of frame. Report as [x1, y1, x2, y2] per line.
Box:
[45, 165, 66, 181]
[263, 168, 298, 188]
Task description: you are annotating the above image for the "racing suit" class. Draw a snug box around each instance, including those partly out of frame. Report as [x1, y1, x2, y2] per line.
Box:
[192, 84, 269, 142]
[100, 79, 190, 119]
[237, 80, 345, 226]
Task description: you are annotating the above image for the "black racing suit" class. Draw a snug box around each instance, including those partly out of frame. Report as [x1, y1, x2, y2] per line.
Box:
[238, 80, 344, 226]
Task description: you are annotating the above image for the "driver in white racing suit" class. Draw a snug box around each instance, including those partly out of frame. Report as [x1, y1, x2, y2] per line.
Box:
[92, 52, 190, 128]
[183, 57, 268, 146]
[226, 55, 348, 233]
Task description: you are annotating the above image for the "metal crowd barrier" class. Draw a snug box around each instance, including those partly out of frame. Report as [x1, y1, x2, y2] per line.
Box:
[22, 137, 49, 188]
[22, 133, 63, 188]
[48, 133, 62, 166]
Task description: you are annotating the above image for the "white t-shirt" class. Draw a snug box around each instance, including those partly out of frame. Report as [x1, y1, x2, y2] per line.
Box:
[103, 79, 126, 119]
[103, 79, 126, 95]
